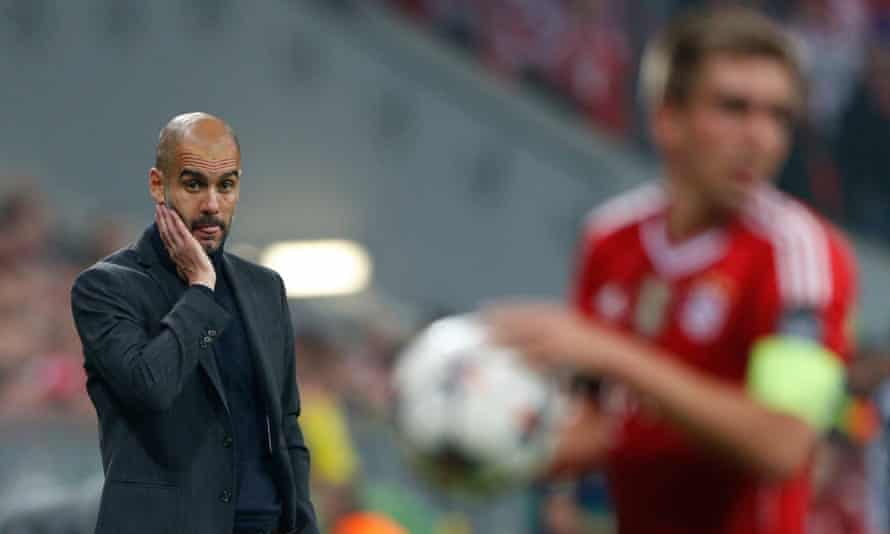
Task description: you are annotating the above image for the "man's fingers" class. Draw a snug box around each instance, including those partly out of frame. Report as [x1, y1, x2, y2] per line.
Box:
[155, 204, 165, 236]
[166, 205, 205, 257]
[162, 205, 186, 248]
[156, 204, 174, 250]
[168, 205, 190, 237]
[543, 401, 606, 479]
[519, 349, 554, 374]
[165, 205, 192, 253]
[488, 313, 545, 348]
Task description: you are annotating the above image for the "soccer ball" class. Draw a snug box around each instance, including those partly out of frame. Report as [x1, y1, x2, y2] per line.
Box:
[392, 314, 565, 494]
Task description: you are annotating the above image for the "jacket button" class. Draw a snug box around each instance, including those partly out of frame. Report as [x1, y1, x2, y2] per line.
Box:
[222, 436, 233, 448]
[203, 336, 212, 343]
[219, 490, 232, 503]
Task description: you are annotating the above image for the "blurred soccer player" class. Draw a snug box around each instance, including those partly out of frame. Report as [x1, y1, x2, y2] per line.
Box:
[487, 7, 857, 534]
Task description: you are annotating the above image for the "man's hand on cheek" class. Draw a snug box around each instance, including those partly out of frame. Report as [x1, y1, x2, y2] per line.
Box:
[155, 203, 216, 290]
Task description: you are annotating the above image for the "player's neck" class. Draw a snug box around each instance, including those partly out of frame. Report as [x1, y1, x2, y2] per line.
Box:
[665, 181, 731, 243]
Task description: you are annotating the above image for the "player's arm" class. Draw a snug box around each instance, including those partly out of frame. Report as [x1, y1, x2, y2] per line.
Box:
[492, 227, 855, 482]
[488, 304, 847, 482]
[597, 328, 840, 481]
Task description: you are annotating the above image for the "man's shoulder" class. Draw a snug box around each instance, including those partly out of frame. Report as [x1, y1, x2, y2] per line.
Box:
[741, 187, 854, 261]
[741, 187, 853, 307]
[75, 246, 143, 283]
[581, 181, 667, 248]
[71, 245, 153, 304]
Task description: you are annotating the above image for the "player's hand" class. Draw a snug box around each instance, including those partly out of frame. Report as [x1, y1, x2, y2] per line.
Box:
[155, 203, 216, 289]
[545, 396, 609, 479]
[484, 301, 624, 376]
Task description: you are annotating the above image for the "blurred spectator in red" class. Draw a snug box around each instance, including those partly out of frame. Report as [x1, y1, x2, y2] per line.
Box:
[551, 0, 632, 137]
[0, 186, 53, 383]
[0, 184, 114, 420]
[481, 0, 569, 86]
[0, 184, 49, 267]
[479, 0, 632, 137]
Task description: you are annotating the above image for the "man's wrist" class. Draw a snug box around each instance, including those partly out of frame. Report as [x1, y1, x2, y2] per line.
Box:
[190, 278, 216, 291]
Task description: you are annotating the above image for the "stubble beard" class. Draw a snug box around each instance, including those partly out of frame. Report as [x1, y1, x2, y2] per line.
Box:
[162, 191, 230, 256]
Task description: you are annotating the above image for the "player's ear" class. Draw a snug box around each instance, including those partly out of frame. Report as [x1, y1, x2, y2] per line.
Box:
[149, 168, 165, 204]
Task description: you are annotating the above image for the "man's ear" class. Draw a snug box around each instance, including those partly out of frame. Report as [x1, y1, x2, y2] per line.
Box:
[149, 168, 165, 204]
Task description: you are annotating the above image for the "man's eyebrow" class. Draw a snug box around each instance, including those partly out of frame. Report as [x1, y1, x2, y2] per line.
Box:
[179, 168, 241, 182]
[179, 168, 208, 180]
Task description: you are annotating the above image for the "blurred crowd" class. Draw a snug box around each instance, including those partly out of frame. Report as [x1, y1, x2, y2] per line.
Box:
[0, 184, 120, 422]
[383, 0, 890, 243]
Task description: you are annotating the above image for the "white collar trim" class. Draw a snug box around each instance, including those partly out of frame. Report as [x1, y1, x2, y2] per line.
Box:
[640, 217, 728, 279]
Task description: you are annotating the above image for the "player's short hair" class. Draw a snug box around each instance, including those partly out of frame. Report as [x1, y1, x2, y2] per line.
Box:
[639, 6, 805, 115]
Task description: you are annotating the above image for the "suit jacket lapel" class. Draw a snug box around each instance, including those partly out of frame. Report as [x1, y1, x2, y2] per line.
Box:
[134, 227, 231, 415]
[222, 255, 279, 412]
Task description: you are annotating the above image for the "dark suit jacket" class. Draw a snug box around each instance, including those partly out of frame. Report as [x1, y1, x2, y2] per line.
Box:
[71, 226, 318, 534]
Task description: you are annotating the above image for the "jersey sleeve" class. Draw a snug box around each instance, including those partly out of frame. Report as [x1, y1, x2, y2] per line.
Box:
[748, 224, 857, 361]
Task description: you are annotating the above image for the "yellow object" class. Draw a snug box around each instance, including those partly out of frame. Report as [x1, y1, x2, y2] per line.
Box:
[746, 335, 844, 431]
[300, 392, 358, 485]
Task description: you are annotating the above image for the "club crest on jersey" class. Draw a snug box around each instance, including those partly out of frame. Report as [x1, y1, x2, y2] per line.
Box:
[680, 279, 730, 343]
[595, 283, 628, 322]
[635, 276, 671, 338]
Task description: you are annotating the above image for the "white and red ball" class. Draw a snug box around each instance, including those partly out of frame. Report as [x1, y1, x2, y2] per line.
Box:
[392, 314, 565, 493]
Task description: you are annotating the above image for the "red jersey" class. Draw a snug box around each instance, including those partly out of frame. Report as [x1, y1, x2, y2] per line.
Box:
[571, 182, 857, 534]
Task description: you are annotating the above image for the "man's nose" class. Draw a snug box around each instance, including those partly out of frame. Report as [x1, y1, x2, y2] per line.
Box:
[746, 109, 785, 155]
[202, 189, 220, 213]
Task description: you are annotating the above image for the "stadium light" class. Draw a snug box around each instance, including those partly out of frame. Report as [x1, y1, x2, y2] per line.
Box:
[259, 240, 372, 298]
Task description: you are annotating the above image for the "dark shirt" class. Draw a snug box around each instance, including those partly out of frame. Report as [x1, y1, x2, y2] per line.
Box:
[150, 225, 281, 530]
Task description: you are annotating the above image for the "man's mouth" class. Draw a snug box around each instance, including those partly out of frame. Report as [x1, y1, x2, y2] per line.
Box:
[194, 225, 221, 239]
